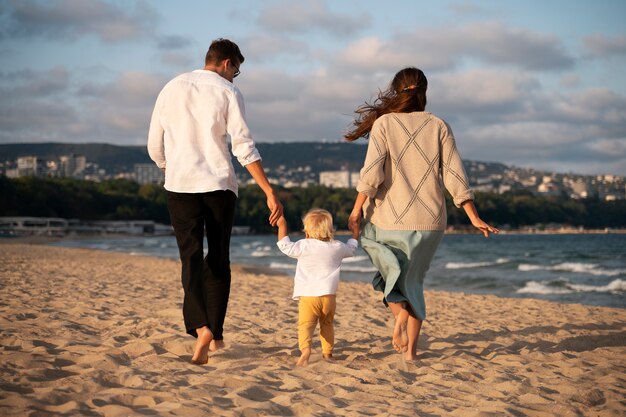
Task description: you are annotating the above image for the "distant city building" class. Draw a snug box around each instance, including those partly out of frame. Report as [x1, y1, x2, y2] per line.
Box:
[17, 156, 45, 177]
[5, 168, 19, 178]
[134, 163, 164, 185]
[59, 154, 87, 177]
[320, 171, 351, 188]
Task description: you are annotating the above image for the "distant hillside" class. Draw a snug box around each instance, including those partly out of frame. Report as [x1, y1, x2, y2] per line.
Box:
[0, 141, 507, 176]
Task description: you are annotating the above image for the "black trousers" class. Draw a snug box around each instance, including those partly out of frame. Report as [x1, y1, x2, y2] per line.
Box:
[167, 190, 237, 340]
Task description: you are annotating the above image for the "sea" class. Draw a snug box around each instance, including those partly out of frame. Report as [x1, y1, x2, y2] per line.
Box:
[50, 233, 626, 309]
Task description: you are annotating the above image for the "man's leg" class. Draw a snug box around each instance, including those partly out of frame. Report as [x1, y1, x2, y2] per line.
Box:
[167, 192, 210, 337]
[202, 190, 237, 342]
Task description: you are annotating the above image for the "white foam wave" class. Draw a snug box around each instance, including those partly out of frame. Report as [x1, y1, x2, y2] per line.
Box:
[445, 258, 509, 269]
[517, 278, 626, 295]
[517, 281, 573, 295]
[340, 265, 378, 273]
[250, 246, 274, 257]
[269, 262, 296, 270]
[518, 262, 625, 276]
[342, 255, 370, 264]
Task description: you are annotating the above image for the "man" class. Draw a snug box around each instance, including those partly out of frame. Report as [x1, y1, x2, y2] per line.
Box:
[148, 38, 282, 365]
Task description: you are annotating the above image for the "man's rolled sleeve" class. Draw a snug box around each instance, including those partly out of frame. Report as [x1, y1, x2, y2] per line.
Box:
[147, 92, 166, 169]
[227, 88, 261, 167]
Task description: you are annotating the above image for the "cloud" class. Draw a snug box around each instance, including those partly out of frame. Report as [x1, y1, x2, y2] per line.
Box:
[430, 70, 540, 120]
[157, 35, 192, 50]
[0, 68, 167, 144]
[257, 0, 370, 37]
[335, 22, 575, 74]
[582, 34, 626, 58]
[0, 66, 70, 97]
[1, 0, 157, 42]
[238, 34, 310, 63]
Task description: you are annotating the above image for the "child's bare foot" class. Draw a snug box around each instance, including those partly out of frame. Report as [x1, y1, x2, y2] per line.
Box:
[191, 326, 213, 365]
[322, 353, 333, 361]
[209, 339, 225, 352]
[392, 308, 409, 353]
[296, 348, 311, 367]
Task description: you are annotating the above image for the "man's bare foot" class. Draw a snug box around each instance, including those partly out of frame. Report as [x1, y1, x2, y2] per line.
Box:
[296, 347, 311, 367]
[191, 326, 213, 365]
[209, 339, 225, 352]
[322, 353, 333, 361]
[392, 308, 409, 353]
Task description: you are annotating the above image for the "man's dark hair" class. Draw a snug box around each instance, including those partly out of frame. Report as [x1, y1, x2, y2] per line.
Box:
[205, 38, 244, 66]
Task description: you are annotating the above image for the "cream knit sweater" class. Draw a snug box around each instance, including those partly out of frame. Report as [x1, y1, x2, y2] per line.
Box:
[356, 112, 474, 231]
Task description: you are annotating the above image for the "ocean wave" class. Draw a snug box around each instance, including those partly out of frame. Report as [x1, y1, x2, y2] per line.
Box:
[269, 262, 296, 270]
[445, 258, 509, 269]
[342, 255, 370, 264]
[250, 246, 274, 257]
[517, 278, 626, 295]
[518, 262, 626, 276]
[340, 265, 378, 273]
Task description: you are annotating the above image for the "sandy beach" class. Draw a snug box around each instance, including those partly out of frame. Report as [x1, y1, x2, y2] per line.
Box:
[0, 242, 625, 416]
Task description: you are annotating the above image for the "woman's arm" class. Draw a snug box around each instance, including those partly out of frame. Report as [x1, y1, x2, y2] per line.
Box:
[348, 192, 368, 237]
[461, 200, 499, 238]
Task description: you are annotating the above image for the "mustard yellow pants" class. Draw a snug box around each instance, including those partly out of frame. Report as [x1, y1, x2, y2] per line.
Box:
[298, 295, 336, 355]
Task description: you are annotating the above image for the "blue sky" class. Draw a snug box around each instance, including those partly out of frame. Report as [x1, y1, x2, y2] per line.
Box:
[1, 0, 625, 176]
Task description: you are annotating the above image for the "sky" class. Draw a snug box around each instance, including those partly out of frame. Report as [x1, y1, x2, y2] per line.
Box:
[1, 0, 625, 176]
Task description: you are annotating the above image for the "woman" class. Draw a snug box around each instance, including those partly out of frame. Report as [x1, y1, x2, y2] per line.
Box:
[346, 67, 499, 361]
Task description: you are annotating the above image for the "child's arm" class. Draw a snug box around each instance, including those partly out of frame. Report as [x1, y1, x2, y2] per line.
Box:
[277, 216, 288, 240]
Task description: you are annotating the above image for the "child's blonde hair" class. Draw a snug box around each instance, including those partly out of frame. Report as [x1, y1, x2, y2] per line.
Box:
[302, 209, 334, 242]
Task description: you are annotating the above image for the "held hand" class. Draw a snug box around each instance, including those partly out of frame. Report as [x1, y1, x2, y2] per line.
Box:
[471, 218, 499, 238]
[267, 194, 283, 227]
[348, 212, 362, 238]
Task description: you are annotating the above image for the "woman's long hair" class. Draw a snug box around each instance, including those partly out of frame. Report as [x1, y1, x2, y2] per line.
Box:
[344, 67, 428, 141]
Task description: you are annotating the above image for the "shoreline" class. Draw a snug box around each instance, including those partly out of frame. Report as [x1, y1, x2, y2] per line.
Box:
[3, 233, 625, 312]
[1, 243, 624, 416]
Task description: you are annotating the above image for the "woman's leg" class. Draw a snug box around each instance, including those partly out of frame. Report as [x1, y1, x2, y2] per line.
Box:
[388, 302, 409, 352]
[405, 310, 423, 361]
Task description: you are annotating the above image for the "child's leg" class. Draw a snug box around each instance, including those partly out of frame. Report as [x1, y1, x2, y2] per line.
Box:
[297, 297, 319, 366]
[319, 295, 336, 358]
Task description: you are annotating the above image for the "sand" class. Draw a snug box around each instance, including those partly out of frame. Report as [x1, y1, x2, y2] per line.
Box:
[0, 242, 625, 417]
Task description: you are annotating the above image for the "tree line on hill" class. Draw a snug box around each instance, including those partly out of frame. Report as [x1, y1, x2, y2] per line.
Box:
[1, 176, 625, 233]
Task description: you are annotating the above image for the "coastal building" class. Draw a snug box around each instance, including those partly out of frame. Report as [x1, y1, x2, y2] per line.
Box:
[59, 154, 87, 177]
[17, 156, 45, 177]
[134, 163, 164, 185]
[319, 171, 359, 188]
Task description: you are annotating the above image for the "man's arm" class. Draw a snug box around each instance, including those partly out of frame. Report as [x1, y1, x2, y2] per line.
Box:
[245, 160, 283, 226]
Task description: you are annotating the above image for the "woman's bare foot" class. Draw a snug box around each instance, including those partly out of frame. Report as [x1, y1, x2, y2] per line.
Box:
[191, 326, 213, 365]
[393, 308, 409, 353]
[296, 347, 311, 367]
[322, 353, 333, 361]
[209, 339, 225, 352]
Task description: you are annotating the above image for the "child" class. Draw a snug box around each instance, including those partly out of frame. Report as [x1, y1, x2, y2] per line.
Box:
[276, 209, 359, 367]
